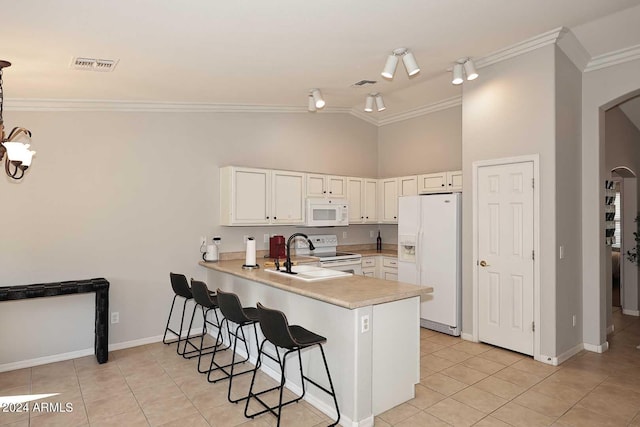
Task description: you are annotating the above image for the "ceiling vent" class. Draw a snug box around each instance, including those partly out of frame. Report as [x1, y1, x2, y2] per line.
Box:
[352, 79, 377, 87]
[70, 57, 119, 72]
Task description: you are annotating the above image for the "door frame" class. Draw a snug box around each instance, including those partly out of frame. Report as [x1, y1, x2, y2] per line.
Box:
[472, 154, 541, 362]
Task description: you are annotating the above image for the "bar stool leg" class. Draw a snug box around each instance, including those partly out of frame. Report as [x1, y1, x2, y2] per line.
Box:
[162, 295, 179, 345]
[196, 307, 225, 373]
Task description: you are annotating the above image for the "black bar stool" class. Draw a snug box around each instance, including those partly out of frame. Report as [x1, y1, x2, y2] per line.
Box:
[244, 303, 340, 427]
[206, 289, 262, 403]
[162, 272, 205, 358]
[188, 280, 225, 372]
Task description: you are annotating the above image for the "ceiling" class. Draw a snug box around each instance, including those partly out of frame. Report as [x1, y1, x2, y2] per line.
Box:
[2, 0, 640, 118]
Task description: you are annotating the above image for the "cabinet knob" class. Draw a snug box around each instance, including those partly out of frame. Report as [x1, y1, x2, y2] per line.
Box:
[448, 183, 452, 186]
[323, 191, 326, 194]
[394, 216, 397, 219]
[273, 216, 277, 219]
[366, 216, 369, 219]
[441, 184, 445, 187]
[266, 216, 269, 219]
[361, 216, 364, 219]
[329, 191, 332, 194]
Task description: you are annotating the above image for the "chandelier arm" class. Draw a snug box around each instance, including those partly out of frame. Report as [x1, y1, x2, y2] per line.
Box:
[5, 158, 23, 179]
[7, 127, 32, 141]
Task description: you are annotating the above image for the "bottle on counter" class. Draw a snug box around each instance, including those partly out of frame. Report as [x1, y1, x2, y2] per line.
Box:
[376, 231, 382, 252]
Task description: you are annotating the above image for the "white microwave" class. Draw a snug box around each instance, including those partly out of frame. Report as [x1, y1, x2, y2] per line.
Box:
[305, 199, 349, 227]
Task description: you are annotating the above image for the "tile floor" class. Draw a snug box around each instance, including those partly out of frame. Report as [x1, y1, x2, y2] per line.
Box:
[1, 308, 639, 427]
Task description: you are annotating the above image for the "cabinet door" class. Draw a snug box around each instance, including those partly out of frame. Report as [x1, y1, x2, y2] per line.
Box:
[347, 177, 364, 223]
[418, 172, 447, 194]
[383, 270, 398, 281]
[362, 268, 376, 278]
[272, 170, 305, 224]
[399, 176, 418, 196]
[232, 167, 271, 224]
[306, 174, 326, 198]
[447, 170, 463, 192]
[327, 176, 347, 198]
[364, 179, 378, 223]
[380, 178, 398, 223]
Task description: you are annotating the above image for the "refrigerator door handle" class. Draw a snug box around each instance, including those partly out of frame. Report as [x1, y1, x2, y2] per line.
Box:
[416, 229, 423, 285]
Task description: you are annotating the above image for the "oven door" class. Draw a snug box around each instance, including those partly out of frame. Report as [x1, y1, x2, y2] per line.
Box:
[320, 259, 363, 275]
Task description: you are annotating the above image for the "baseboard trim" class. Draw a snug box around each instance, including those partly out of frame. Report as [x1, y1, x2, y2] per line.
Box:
[0, 327, 202, 373]
[537, 343, 584, 366]
[622, 309, 640, 316]
[460, 333, 476, 342]
[583, 341, 609, 353]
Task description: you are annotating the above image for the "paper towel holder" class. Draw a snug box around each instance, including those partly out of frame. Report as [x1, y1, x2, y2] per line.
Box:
[242, 236, 260, 270]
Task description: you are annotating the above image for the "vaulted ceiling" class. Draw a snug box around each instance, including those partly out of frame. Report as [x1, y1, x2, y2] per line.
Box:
[2, 0, 640, 119]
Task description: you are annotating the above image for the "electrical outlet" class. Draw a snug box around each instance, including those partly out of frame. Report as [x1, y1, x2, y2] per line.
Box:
[200, 236, 206, 247]
[263, 234, 270, 244]
[361, 315, 369, 333]
[572, 315, 576, 327]
[243, 235, 249, 243]
[342, 231, 347, 239]
[111, 312, 119, 324]
[370, 230, 375, 238]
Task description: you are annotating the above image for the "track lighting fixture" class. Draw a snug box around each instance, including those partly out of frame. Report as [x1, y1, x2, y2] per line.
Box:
[308, 95, 317, 112]
[451, 58, 479, 85]
[311, 89, 325, 109]
[364, 93, 386, 113]
[381, 48, 420, 79]
[364, 95, 374, 112]
[375, 94, 386, 112]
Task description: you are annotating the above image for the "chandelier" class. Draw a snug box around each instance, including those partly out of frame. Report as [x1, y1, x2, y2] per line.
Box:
[0, 60, 35, 180]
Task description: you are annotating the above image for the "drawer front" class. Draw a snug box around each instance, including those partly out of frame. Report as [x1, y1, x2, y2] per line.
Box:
[382, 257, 398, 268]
[362, 257, 377, 268]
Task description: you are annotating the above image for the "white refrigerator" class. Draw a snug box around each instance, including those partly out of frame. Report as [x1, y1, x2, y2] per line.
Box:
[398, 193, 461, 336]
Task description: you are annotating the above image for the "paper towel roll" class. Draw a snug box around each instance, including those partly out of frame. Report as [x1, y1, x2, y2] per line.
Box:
[245, 237, 256, 266]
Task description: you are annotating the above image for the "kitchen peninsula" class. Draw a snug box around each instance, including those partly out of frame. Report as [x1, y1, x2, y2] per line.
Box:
[200, 259, 432, 427]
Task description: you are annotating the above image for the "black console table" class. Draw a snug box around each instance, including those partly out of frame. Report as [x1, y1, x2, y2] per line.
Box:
[0, 278, 110, 364]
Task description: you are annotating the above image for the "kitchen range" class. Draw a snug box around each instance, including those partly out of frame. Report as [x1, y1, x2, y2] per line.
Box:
[295, 234, 363, 275]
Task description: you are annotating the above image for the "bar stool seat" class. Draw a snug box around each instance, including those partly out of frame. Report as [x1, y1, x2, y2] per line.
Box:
[206, 289, 261, 404]
[244, 303, 340, 427]
[189, 280, 225, 372]
[162, 273, 208, 358]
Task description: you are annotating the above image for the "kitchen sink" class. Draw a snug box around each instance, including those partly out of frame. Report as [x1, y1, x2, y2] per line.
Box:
[265, 265, 352, 282]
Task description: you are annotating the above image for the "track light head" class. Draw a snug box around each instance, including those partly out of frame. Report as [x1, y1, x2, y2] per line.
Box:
[311, 89, 325, 109]
[402, 51, 420, 77]
[364, 95, 375, 113]
[308, 95, 317, 112]
[375, 94, 386, 112]
[452, 63, 464, 85]
[464, 59, 478, 81]
[381, 54, 399, 79]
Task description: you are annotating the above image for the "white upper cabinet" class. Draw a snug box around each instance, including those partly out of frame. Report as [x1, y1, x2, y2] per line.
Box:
[347, 177, 377, 223]
[220, 166, 271, 225]
[418, 170, 462, 194]
[398, 176, 418, 197]
[380, 178, 399, 223]
[220, 166, 305, 226]
[306, 174, 347, 198]
[347, 177, 364, 223]
[272, 170, 305, 224]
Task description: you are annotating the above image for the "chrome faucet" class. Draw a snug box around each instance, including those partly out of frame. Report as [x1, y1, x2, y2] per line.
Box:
[284, 233, 315, 274]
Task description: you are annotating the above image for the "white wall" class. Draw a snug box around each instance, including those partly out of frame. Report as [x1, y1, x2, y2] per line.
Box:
[582, 58, 640, 349]
[462, 45, 558, 356]
[0, 110, 377, 365]
[377, 106, 462, 178]
[554, 48, 583, 355]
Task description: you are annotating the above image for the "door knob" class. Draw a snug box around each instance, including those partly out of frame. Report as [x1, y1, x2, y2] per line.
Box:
[479, 260, 489, 267]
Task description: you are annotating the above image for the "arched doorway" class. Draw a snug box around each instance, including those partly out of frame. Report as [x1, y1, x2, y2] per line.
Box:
[608, 166, 638, 334]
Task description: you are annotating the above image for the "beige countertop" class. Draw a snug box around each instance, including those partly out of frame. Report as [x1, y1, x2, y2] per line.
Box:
[199, 259, 430, 310]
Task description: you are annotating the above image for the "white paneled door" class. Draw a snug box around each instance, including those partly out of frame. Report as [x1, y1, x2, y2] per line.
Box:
[477, 161, 534, 355]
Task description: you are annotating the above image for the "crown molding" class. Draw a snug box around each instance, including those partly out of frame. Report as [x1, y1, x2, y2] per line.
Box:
[3, 98, 352, 114]
[475, 27, 565, 69]
[376, 96, 462, 126]
[348, 109, 380, 126]
[584, 44, 640, 73]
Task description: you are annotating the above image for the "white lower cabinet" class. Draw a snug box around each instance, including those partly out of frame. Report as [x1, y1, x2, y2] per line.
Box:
[361, 255, 398, 281]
